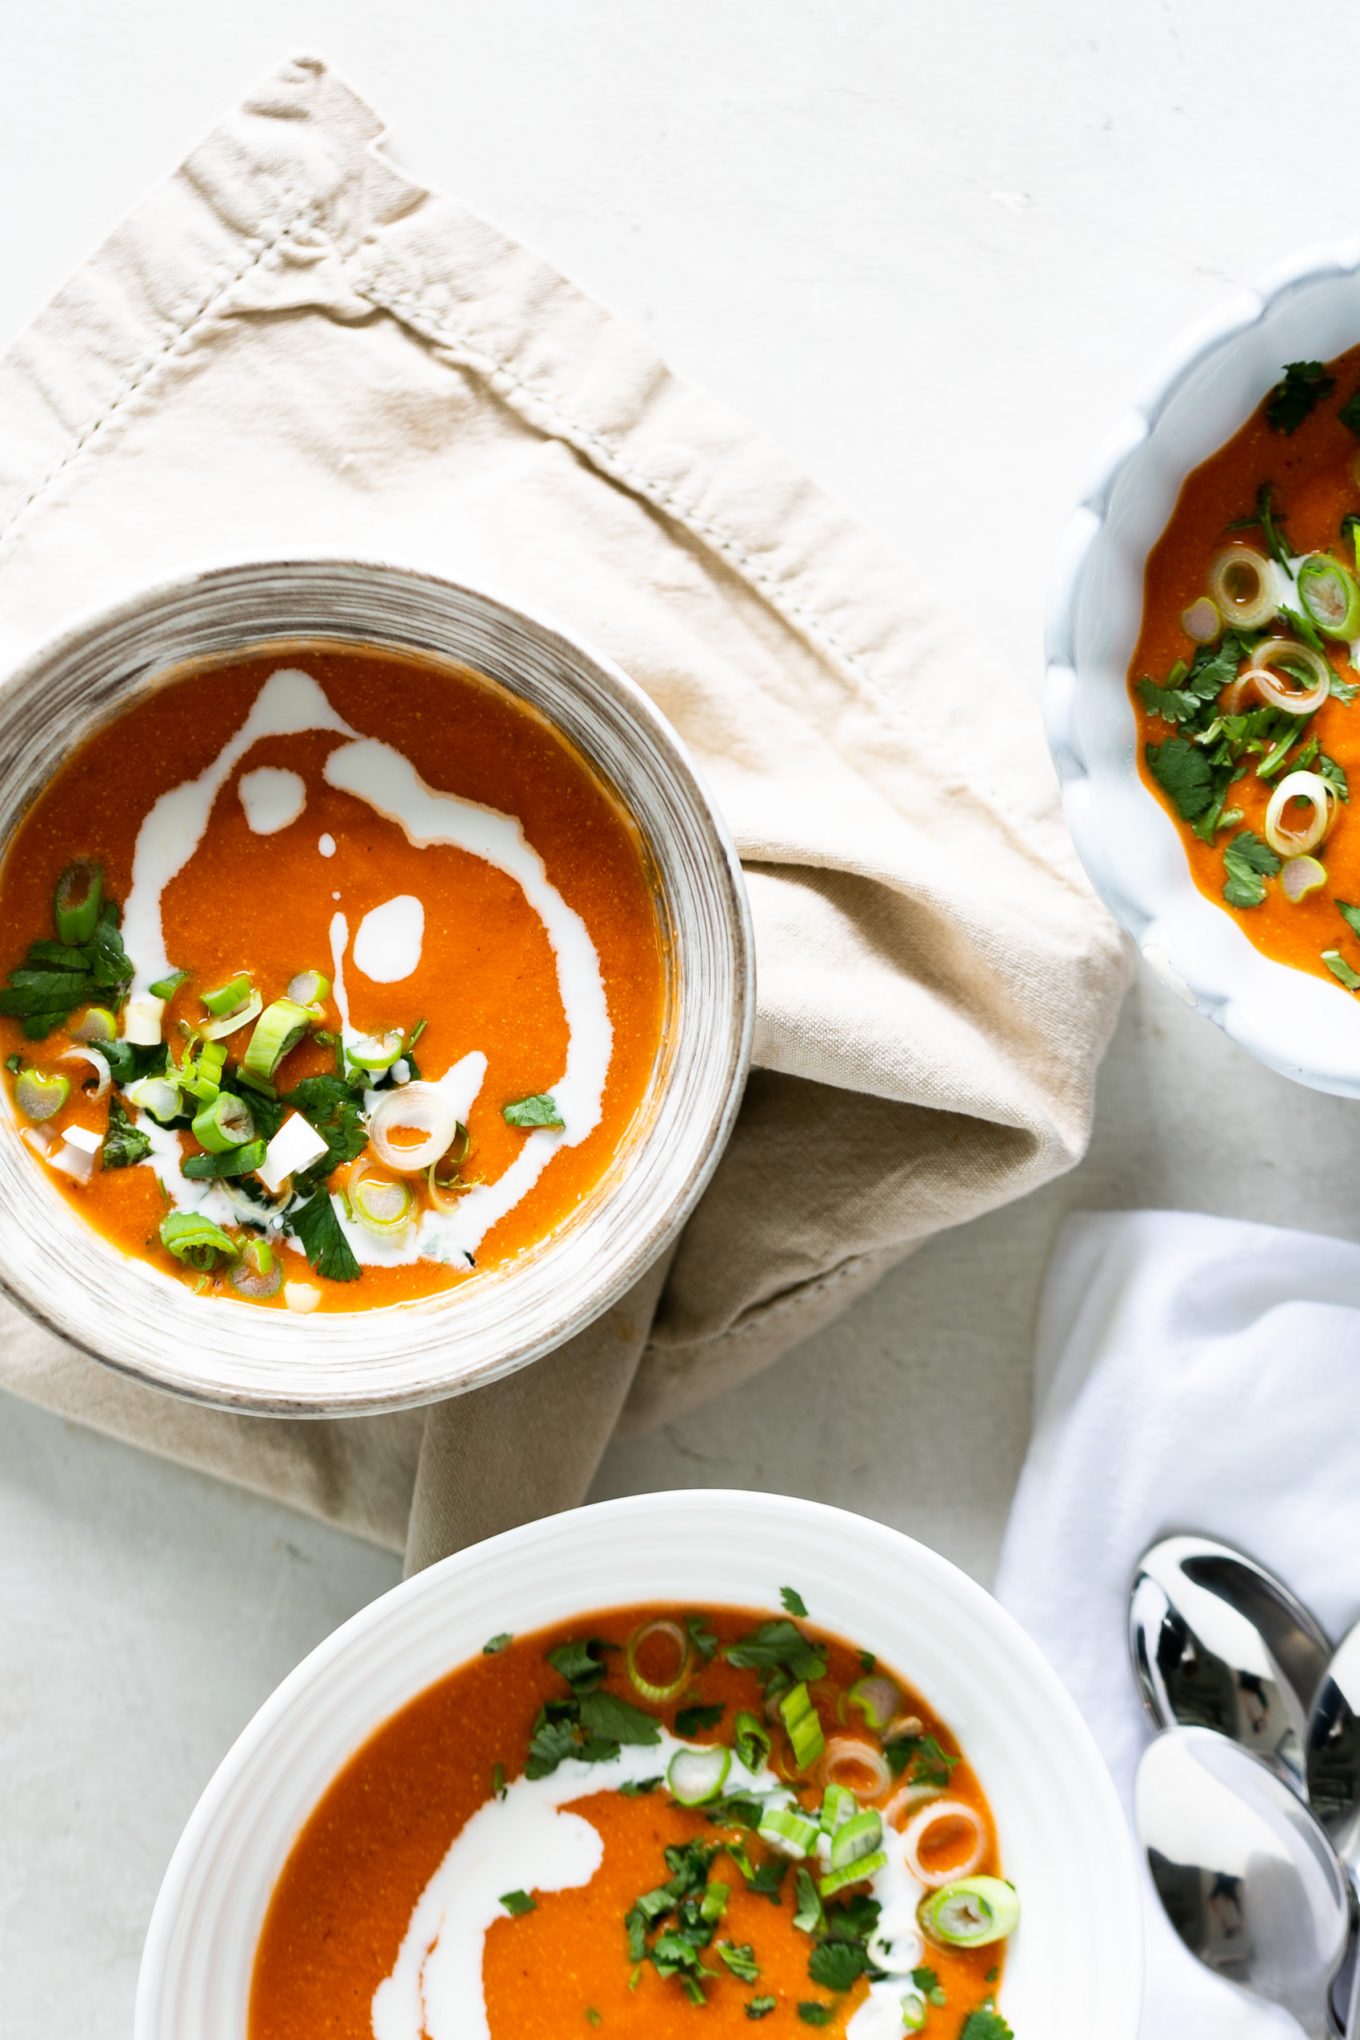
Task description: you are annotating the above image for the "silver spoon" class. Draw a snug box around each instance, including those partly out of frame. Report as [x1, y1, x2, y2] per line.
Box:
[1308, 1623, 1360, 2035]
[1130, 1532, 1332, 1788]
[1138, 1727, 1351, 2038]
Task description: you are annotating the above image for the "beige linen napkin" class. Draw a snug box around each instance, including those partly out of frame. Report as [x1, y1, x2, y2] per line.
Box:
[0, 58, 1127, 1570]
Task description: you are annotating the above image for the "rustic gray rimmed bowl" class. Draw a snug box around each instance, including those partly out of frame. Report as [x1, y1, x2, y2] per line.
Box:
[0, 562, 753, 1414]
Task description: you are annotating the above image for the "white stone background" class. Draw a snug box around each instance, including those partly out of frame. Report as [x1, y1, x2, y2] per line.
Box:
[4, 2, 1359, 2029]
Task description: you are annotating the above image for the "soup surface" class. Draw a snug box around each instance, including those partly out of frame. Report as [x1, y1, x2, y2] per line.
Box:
[0, 644, 665, 1310]
[1131, 344, 1360, 988]
[249, 1600, 1015, 2040]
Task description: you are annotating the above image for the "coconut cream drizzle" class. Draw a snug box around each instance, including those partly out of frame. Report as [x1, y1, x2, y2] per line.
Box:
[371, 1735, 781, 2040]
[119, 668, 614, 1270]
[369, 1735, 929, 2040]
[238, 765, 306, 836]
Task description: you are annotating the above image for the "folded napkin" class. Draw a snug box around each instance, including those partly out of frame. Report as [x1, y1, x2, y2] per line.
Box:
[0, 59, 1125, 1571]
[996, 1208, 1360, 2038]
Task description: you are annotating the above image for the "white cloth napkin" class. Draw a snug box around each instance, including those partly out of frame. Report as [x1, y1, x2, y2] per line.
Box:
[994, 1208, 1360, 2039]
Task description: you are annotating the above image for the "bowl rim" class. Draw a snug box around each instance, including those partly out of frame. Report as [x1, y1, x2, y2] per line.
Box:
[0, 559, 755, 1412]
[134, 1487, 1145, 2038]
[1043, 236, 1360, 1095]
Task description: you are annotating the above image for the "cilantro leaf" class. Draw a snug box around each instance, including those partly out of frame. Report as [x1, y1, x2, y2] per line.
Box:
[620, 1776, 663, 1796]
[499, 1889, 536, 1916]
[525, 1711, 579, 1779]
[1341, 388, 1360, 439]
[1267, 360, 1335, 434]
[808, 1940, 868, 1991]
[482, 1632, 513, 1654]
[1319, 753, 1350, 802]
[725, 1620, 827, 1688]
[101, 1094, 151, 1169]
[578, 1690, 662, 1747]
[746, 2001, 777, 2022]
[1146, 736, 1215, 821]
[960, 2012, 1015, 2040]
[547, 1639, 612, 1693]
[686, 1614, 718, 1661]
[1332, 670, 1360, 705]
[885, 1731, 960, 1788]
[797, 2005, 833, 2027]
[676, 1702, 725, 1737]
[780, 1586, 809, 1617]
[1323, 950, 1360, 992]
[503, 1091, 565, 1129]
[718, 1943, 761, 1982]
[284, 1073, 367, 1186]
[286, 1187, 360, 1281]
[1337, 902, 1360, 941]
[1223, 829, 1281, 909]
[1136, 677, 1202, 724]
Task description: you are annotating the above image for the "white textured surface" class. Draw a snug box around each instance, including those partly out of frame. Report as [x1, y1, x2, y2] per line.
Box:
[5, 2, 1360, 2032]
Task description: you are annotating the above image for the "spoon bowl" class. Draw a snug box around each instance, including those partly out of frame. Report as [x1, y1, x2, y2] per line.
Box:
[1130, 1533, 1332, 1787]
[1138, 1727, 1351, 2038]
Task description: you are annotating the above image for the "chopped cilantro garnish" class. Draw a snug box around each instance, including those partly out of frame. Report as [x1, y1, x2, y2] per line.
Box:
[283, 1073, 367, 1189]
[796, 2005, 833, 2026]
[960, 2011, 1014, 2040]
[1323, 949, 1360, 992]
[491, 1762, 507, 1800]
[499, 1889, 536, 1916]
[585, 2013, 601, 2029]
[912, 1966, 947, 2005]
[620, 1776, 663, 1796]
[547, 1638, 612, 1692]
[676, 1703, 725, 1737]
[1320, 753, 1351, 802]
[686, 1614, 719, 1662]
[1341, 388, 1360, 439]
[503, 1091, 564, 1129]
[483, 1632, 513, 1654]
[101, 1094, 151, 1170]
[779, 1586, 809, 1618]
[1267, 360, 1335, 435]
[885, 1732, 960, 1789]
[286, 1186, 360, 1281]
[1338, 902, 1360, 941]
[725, 1620, 827, 1690]
[0, 898, 132, 1039]
[1222, 829, 1281, 910]
[1332, 670, 1360, 705]
[746, 2001, 777, 2022]
[807, 1940, 868, 1991]
[718, 1943, 761, 1982]
[578, 1690, 662, 1747]
[1146, 735, 1215, 821]
[857, 1650, 876, 1674]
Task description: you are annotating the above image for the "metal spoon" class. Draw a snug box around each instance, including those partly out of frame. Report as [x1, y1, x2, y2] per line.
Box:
[1309, 1623, 1360, 2035]
[1130, 1532, 1332, 1788]
[1138, 1727, 1351, 2038]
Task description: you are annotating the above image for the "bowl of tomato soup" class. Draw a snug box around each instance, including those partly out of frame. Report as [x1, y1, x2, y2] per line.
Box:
[0, 562, 752, 1409]
[135, 1490, 1141, 2040]
[1046, 238, 1360, 1093]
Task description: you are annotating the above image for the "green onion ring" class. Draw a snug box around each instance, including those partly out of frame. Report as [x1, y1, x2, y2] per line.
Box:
[53, 861, 103, 945]
[242, 998, 313, 1084]
[200, 989, 263, 1041]
[15, 1068, 70, 1122]
[350, 1166, 415, 1238]
[624, 1617, 692, 1703]
[191, 1090, 256, 1154]
[229, 1237, 282, 1300]
[202, 973, 254, 1018]
[918, 1874, 1019, 1947]
[158, 1210, 240, 1272]
[71, 1006, 117, 1045]
[1298, 552, 1360, 639]
[667, 1744, 731, 1806]
[286, 970, 331, 1009]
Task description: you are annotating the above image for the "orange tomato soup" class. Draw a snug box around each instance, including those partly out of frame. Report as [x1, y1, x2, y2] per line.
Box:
[1131, 343, 1360, 986]
[249, 1604, 1011, 2040]
[0, 644, 665, 1310]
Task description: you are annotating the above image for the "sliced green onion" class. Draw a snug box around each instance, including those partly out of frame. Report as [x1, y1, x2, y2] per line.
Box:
[286, 970, 330, 1009]
[182, 1138, 267, 1180]
[757, 1806, 820, 1858]
[1282, 854, 1328, 902]
[818, 1852, 887, 1898]
[59, 1048, 110, 1099]
[243, 998, 312, 1083]
[1264, 770, 1337, 858]
[191, 1090, 256, 1153]
[625, 1617, 692, 1704]
[901, 1993, 927, 2032]
[348, 1029, 404, 1074]
[1208, 545, 1278, 630]
[15, 1068, 69, 1122]
[158, 1210, 239, 1272]
[780, 1682, 825, 1771]
[919, 1877, 1020, 1949]
[202, 973, 254, 1018]
[829, 1809, 883, 1872]
[149, 970, 189, 1000]
[72, 1006, 117, 1045]
[1180, 596, 1221, 643]
[1298, 552, 1360, 639]
[846, 1675, 902, 1733]
[668, 1744, 732, 1806]
[819, 1783, 858, 1835]
[53, 861, 103, 944]
[229, 1237, 282, 1299]
[127, 1075, 182, 1123]
[200, 988, 263, 1041]
[733, 1709, 772, 1774]
[350, 1169, 415, 1238]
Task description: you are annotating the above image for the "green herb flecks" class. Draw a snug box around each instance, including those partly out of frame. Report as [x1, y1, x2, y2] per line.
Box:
[1222, 830, 1281, 910]
[503, 1092, 565, 1129]
[676, 1703, 725, 1738]
[500, 1889, 537, 1916]
[1267, 360, 1336, 435]
[960, 2009, 1015, 2040]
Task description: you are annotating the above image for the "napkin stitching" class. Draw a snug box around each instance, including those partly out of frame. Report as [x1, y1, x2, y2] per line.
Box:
[0, 202, 320, 553]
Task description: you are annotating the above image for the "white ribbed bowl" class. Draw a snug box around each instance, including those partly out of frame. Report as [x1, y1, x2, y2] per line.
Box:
[1046, 239, 1360, 1094]
[0, 563, 753, 1411]
[135, 1490, 1142, 2040]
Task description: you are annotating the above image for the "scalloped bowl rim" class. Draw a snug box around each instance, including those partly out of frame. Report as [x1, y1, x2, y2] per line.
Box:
[134, 1489, 1143, 2040]
[1045, 236, 1360, 1096]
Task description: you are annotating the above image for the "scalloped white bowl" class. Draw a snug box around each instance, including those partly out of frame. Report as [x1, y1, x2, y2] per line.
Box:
[1046, 239, 1360, 1094]
[134, 1490, 1142, 2040]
